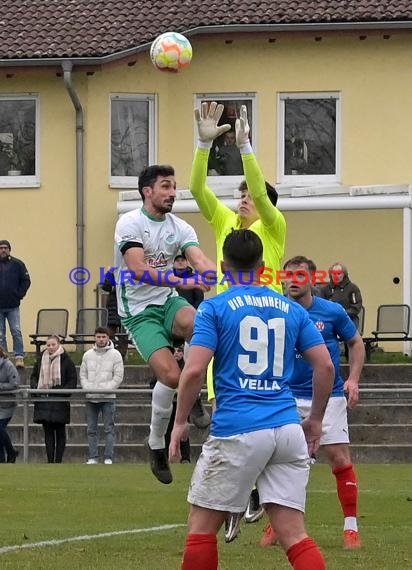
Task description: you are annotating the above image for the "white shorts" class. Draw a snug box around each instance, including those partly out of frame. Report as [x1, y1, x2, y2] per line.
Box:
[296, 396, 350, 445]
[188, 424, 310, 513]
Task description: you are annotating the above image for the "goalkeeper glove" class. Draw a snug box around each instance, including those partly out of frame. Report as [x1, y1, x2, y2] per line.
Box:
[195, 101, 230, 144]
[235, 105, 250, 147]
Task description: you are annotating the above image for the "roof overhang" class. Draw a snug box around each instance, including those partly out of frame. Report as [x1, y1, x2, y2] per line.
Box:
[1, 20, 412, 69]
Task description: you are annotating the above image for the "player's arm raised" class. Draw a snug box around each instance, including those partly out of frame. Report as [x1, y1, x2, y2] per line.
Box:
[123, 247, 210, 292]
[184, 244, 216, 281]
[236, 105, 286, 233]
[190, 102, 231, 222]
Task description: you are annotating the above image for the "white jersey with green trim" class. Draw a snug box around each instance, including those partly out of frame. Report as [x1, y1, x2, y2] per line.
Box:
[114, 208, 199, 317]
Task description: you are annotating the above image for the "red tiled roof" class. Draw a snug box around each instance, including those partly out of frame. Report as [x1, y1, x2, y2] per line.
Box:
[0, 0, 412, 60]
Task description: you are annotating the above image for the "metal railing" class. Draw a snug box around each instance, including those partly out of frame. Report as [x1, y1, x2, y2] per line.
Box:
[0, 386, 411, 463]
[2, 388, 154, 463]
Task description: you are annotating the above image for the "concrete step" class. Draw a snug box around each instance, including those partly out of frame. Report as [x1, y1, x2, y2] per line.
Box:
[9, 363, 412, 464]
[348, 403, 412, 423]
[12, 443, 203, 464]
[7, 423, 210, 445]
[18, 365, 154, 388]
[10, 419, 410, 446]
[349, 444, 412, 463]
[12, 402, 152, 423]
[360, 393, 412, 403]
[341, 363, 412, 384]
[12, 401, 212, 423]
[19, 363, 412, 389]
[349, 424, 412, 444]
[13, 442, 411, 464]
[15, 400, 410, 424]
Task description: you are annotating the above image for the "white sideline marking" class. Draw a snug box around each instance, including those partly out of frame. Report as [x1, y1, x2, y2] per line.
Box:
[0, 524, 186, 555]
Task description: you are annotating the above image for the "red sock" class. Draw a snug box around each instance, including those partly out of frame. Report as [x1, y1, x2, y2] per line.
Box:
[182, 533, 217, 570]
[333, 463, 358, 517]
[287, 537, 326, 570]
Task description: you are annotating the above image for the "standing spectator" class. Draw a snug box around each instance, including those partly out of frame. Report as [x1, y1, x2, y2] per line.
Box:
[0, 345, 20, 463]
[30, 335, 77, 463]
[319, 262, 363, 360]
[319, 262, 363, 328]
[101, 269, 128, 360]
[173, 254, 204, 310]
[80, 327, 124, 465]
[0, 239, 31, 368]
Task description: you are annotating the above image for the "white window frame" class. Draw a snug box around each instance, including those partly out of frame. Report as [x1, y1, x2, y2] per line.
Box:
[194, 93, 257, 195]
[109, 94, 157, 189]
[278, 92, 341, 186]
[0, 94, 40, 189]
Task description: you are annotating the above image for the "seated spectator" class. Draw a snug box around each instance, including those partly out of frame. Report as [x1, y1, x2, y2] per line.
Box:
[30, 335, 77, 463]
[0, 345, 20, 463]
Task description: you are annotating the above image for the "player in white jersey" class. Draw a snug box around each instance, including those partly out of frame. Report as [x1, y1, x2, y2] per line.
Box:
[114, 164, 215, 484]
[169, 229, 334, 570]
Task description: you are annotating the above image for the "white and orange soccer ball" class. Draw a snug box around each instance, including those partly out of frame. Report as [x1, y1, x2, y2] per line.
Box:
[150, 32, 193, 72]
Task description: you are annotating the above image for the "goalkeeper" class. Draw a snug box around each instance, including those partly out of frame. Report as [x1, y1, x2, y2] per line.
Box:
[190, 102, 287, 537]
[191, 101, 286, 303]
[191, 102, 287, 400]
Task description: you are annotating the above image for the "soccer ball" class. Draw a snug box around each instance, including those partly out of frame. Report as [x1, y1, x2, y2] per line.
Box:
[150, 32, 193, 72]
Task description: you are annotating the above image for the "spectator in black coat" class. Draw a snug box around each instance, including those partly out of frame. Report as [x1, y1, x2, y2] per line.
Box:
[30, 335, 77, 463]
[319, 262, 363, 328]
[0, 239, 31, 369]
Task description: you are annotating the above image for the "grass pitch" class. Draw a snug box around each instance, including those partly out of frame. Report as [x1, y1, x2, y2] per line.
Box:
[0, 464, 411, 569]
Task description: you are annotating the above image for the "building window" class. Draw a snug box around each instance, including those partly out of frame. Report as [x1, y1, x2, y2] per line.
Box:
[278, 93, 340, 185]
[110, 95, 156, 188]
[195, 93, 256, 183]
[0, 96, 38, 187]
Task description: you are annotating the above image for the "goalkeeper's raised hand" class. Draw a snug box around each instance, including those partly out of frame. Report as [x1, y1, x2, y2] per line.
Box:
[235, 105, 250, 147]
[195, 101, 231, 144]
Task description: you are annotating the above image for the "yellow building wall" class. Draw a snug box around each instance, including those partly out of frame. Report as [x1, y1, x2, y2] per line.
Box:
[1, 32, 411, 351]
[180, 209, 404, 340]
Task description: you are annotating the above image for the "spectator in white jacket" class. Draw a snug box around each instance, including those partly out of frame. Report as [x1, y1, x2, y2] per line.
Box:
[80, 327, 124, 464]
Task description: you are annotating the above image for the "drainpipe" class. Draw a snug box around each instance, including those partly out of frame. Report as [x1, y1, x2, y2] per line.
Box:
[62, 60, 85, 314]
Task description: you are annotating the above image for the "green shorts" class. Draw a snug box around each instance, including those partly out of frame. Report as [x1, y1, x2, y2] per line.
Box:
[121, 295, 191, 362]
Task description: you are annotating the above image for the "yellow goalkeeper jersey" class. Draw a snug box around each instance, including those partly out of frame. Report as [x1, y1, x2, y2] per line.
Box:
[190, 146, 287, 401]
[190, 147, 286, 293]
